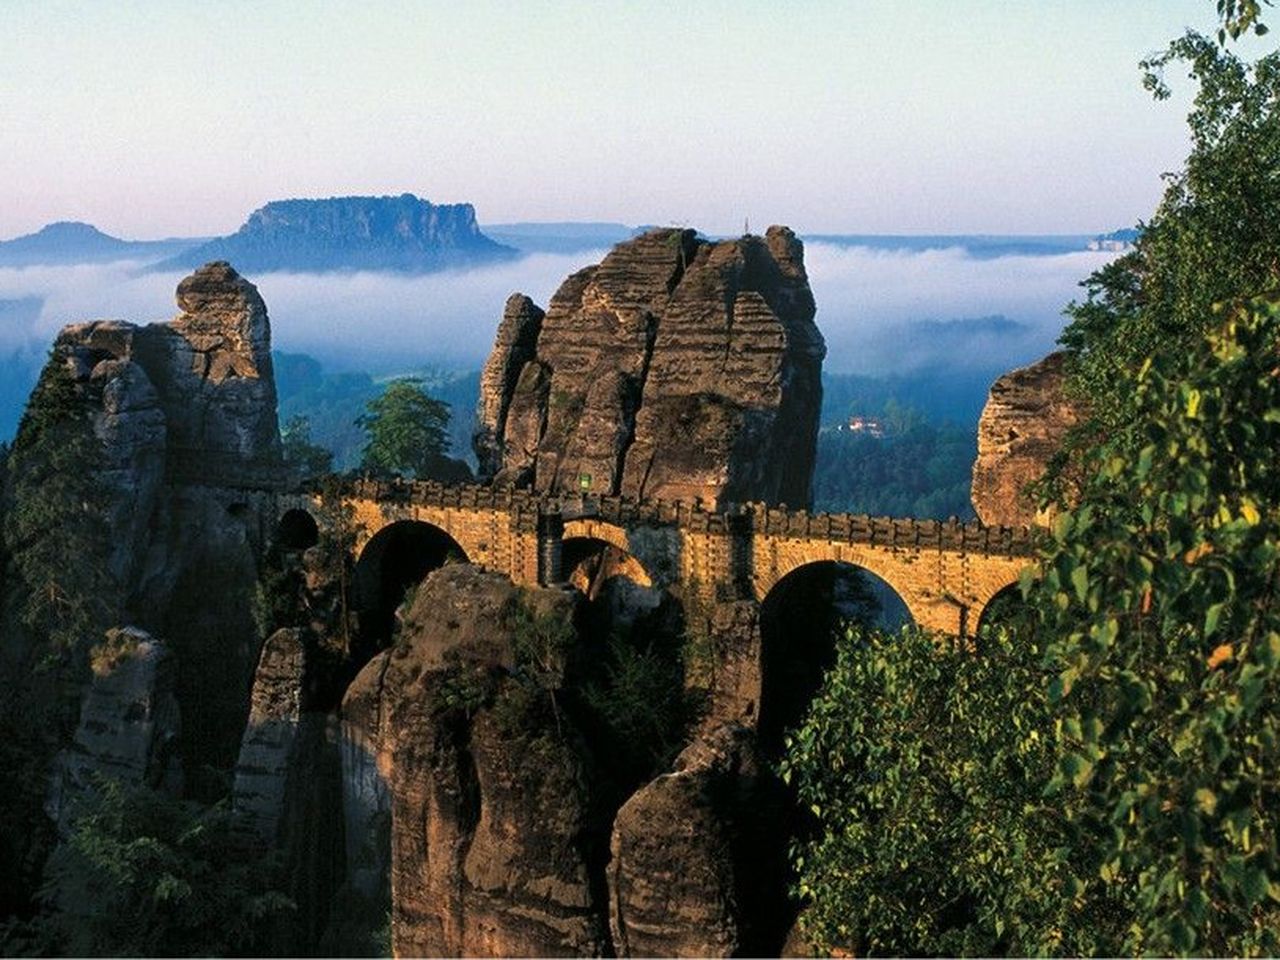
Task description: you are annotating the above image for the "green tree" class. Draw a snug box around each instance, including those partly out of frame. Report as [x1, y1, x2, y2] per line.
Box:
[2, 359, 116, 660]
[9, 778, 294, 956]
[1027, 297, 1280, 955]
[781, 625, 1121, 956]
[0, 361, 118, 923]
[1057, 34, 1280, 464]
[356, 378, 451, 478]
[280, 414, 333, 481]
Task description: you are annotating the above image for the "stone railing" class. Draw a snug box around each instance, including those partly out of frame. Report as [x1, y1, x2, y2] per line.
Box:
[333, 477, 1038, 559]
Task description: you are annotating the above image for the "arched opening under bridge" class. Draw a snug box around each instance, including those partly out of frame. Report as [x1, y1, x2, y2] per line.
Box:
[561, 536, 661, 631]
[276, 508, 320, 552]
[353, 520, 469, 652]
[758, 560, 913, 756]
[974, 582, 1034, 639]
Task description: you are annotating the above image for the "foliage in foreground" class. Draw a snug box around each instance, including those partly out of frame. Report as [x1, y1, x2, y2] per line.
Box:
[1058, 32, 1280, 463]
[1031, 297, 1280, 955]
[785, 298, 1280, 956]
[781, 626, 1105, 955]
[3, 779, 293, 957]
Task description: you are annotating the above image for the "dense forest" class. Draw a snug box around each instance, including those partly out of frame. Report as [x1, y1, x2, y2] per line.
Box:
[812, 402, 977, 520]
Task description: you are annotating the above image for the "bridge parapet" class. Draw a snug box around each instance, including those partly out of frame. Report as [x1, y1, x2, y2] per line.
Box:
[744, 503, 1038, 557]
[290, 478, 1039, 636]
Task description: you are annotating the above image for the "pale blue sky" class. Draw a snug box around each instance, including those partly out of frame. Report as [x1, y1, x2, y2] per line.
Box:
[0, 0, 1256, 239]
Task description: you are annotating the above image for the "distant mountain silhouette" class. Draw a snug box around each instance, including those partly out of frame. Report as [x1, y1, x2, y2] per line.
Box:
[154, 194, 516, 273]
[0, 222, 196, 266]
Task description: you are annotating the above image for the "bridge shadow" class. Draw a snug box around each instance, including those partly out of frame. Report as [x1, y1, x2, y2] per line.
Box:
[561, 536, 663, 630]
[353, 520, 469, 655]
[974, 582, 1035, 640]
[757, 559, 912, 756]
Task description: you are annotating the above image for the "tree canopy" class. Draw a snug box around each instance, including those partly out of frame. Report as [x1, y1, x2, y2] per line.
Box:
[1058, 34, 1280, 454]
[784, 16, 1280, 956]
[280, 413, 334, 481]
[355, 378, 451, 478]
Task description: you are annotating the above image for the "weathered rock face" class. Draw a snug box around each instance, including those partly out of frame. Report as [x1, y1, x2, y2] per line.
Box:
[133, 260, 282, 481]
[475, 226, 826, 508]
[232, 628, 305, 841]
[45, 627, 182, 832]
[474, 294, 545, 479]
[608, 724, 774, 957]
[972, 351, 1082, 527]
[28, 262, 284, 778]
[231, 550, 357, 951]
[340, 565, 607, 958]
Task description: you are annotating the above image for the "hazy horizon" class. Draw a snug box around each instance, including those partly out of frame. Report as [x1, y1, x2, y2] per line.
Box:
[2, 1, 1267, 240]
[0, 240, 1116, 379]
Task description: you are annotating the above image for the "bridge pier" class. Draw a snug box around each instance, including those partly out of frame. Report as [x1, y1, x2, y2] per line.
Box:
[537, 512, 565, 586]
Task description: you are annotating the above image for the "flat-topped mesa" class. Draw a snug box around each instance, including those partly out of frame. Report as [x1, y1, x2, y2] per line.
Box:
[157, 194, 515, 273]
[473, 225, 826, 508]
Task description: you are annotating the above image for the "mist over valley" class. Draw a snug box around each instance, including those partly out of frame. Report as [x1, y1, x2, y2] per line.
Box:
[0, 220, 1119, 445]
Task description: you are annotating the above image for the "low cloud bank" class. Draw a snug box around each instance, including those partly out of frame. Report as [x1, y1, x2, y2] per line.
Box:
[804, 242, 1116, 374]
[0, 242, 1117, 377]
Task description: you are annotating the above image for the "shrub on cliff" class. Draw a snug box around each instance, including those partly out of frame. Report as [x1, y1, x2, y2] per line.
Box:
[15, 777, 293, 957]
[0, 359, 118, 919]
[2, 357, 115, 662]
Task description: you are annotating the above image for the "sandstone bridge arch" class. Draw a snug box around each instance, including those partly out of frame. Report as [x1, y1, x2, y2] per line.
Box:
[746, 508, 1030, 637]
[277, 479, 1036, 640]
[352, 519, 470, 647]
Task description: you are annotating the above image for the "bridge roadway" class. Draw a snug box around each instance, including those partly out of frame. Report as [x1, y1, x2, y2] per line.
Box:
[279, 477, 1038, 636]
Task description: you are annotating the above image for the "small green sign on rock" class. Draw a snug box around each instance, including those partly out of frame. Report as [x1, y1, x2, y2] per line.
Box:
[578, 473, 592, 490]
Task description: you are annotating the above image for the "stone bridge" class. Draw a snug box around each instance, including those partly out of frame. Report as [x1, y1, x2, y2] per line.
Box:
[277, 478, 1037, 636]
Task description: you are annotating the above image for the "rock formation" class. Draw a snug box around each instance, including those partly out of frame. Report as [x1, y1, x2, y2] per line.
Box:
[17, 261, 284, 779]
[474, 294, 545, 478]
[474, 226, 826, 508]
[341, 565, 608, 958]
[45, 627, 182, 832]
[608, 724, 773, 957]
[157, 194, 516, 273]
[971, 351, 1082, 527]
[232, 628, 306, 841]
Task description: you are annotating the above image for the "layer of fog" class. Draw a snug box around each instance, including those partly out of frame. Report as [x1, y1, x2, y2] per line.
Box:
[0, 242, 1118, 379]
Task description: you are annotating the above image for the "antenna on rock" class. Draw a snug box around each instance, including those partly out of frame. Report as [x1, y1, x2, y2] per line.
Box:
[744, 216, 750, 236]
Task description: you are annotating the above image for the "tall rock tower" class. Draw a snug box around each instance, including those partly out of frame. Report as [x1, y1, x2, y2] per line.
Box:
[473, 226, 826, 508]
